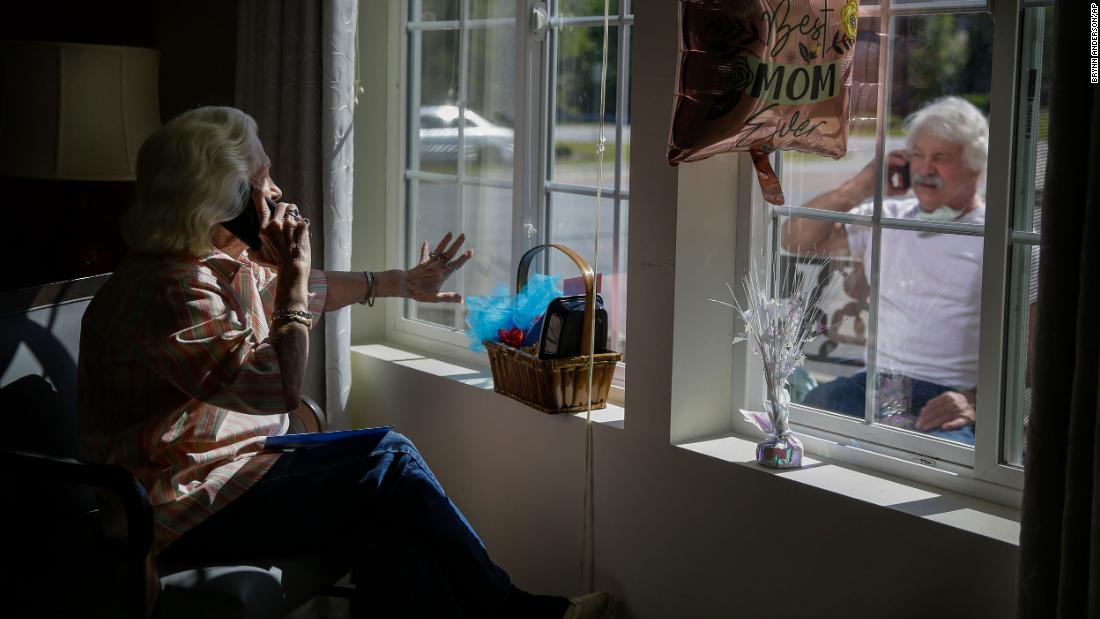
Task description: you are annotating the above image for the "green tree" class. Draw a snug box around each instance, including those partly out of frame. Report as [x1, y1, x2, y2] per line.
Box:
[555, 0, 620, 122]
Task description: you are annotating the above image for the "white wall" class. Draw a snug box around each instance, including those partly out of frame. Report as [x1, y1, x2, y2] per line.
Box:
[349, 1, 1019, 617]
[349, 0, 395, 343]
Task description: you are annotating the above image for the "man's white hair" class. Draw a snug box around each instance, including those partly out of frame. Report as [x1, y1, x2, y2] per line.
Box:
[121, 106, 263, 256]
[902, 96, 988, 176]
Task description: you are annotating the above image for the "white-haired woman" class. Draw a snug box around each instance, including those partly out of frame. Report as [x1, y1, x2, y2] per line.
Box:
[778, 96, 989, 445]
[77, 106, 613, 618]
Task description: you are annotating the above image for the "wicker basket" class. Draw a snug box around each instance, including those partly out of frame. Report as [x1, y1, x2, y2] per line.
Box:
[485, 243, 622, 414]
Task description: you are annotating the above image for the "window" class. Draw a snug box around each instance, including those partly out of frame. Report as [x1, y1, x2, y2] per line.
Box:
[1003, 3, 1052, 468]
[397, 0, 632, 388]
[741, 0, 1050, 495]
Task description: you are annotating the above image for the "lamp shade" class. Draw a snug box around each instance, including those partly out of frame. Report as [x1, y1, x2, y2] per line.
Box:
[0, 41, 161, 181]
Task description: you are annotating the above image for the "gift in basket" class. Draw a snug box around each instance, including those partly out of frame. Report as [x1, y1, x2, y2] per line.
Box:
[482, 243, 622, 414]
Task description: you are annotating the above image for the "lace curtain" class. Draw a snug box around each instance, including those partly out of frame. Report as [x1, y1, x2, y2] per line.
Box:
[236, 0, 357, 428]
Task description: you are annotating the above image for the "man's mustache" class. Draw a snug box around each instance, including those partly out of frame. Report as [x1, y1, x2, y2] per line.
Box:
[911, 172, 944, 189]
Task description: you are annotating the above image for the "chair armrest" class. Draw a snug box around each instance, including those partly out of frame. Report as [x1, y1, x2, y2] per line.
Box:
[2, 449, 153, 552]
[289, 395, 325, 433]
[1, 449, 154, 617]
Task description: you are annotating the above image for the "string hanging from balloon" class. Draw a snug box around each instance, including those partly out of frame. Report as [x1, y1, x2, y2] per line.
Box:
[580, 0, 613, 596]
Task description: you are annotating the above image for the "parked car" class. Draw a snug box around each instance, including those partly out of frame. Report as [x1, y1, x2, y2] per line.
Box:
[417, 105, 514, 166]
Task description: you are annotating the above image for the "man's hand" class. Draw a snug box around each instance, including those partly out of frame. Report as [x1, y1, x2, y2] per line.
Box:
[915, 390, 976, 432]
[883, 149, 912, 196]
[854, 149, 911, 198]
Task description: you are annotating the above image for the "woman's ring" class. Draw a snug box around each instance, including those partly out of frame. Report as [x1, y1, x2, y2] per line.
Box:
[285, 209, 302, 221]
[445, 262, 458, 273]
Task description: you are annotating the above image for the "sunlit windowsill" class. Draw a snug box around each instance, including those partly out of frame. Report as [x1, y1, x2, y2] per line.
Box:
[352, 343, 625, 427]
[352, 341, 1017, 546]
[678, 433, 1021, 546]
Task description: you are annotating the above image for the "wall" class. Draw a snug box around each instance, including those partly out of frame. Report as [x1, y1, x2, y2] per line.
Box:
[349, 0, 394, 342]
[0, 0, 238, 292]
[349, 1, 1019, 617]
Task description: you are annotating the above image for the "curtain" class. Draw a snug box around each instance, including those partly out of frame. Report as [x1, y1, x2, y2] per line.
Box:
[236, 0, 357, 428]
[1017, 1, 1100, 616]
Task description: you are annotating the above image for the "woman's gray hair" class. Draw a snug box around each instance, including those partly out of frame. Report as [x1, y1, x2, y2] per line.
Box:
[121, 106, 263, 256]
[902, 96, 989, 176]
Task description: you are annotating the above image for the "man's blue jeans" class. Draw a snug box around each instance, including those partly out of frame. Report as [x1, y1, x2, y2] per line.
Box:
[801, 371, 976, 445]
[158, 430, 514, 618]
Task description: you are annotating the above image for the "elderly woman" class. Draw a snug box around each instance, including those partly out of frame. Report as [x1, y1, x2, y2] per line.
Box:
[77, 106, 612, 619]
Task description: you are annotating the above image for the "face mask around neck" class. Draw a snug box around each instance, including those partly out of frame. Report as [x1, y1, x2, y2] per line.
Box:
[914, 205, 965, 222]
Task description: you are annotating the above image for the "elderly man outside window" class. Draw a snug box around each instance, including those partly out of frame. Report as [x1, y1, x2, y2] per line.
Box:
[780, 96, 988, 445]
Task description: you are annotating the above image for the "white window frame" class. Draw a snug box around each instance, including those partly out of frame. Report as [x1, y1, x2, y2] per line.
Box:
[387, 0, 633, 398]
[736, 0, 1048, 504]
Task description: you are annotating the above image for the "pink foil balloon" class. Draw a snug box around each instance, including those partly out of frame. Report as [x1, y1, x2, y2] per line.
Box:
[667, 0, 860, 205]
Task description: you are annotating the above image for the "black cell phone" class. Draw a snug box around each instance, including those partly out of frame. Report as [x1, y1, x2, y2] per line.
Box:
[897, 162, 911, 191]
[222, 185, 277, 252]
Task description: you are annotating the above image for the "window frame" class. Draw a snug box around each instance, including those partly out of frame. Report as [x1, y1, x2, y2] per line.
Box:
[736, 0, 1047, 501]
[388, 0, 633, 396]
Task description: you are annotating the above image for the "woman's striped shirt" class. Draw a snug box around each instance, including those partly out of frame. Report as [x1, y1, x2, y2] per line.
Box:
[77, 251, 327, 553]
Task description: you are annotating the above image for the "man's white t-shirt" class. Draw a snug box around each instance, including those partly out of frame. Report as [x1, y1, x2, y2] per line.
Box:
[845, 198, 984, 389]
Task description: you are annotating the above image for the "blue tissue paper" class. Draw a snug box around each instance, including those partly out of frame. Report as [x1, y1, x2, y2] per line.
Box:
[464, 273, 562, 351]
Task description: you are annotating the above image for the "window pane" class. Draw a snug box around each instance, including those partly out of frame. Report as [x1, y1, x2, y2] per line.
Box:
[892, 0, 987, 8]
[460, 183, 515, 297]
[869, 228, 983, 446]
[1015, 6, 1053, 235]
[547, 190, 628, 359]
[1002, 7, 1052, 468]
[1004, 243, 1038, 467]
[778, 17, 882, 208]
[406, 182, 515, 330]
[779, 218, 870, 417]
[782, 216, 984, 447]
[552, 24, 620, 191]
[775, 10, 991, 451]
[883, 13, 993, 231]
[413, 30, 461, 175]
[621, 27, 632, 193]
[558, 0, 621, 18]
[855, 1, 990, 10]
[466, 25, 516, 180]
[407, 179, 461, 328]
[470, 0, 515, 19]
[418, 0, 459, 22]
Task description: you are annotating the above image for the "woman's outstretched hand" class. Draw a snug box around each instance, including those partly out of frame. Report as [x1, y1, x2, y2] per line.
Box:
[405, 232, 473, 303]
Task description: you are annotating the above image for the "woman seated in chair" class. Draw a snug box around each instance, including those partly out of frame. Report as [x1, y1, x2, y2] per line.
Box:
[77, 106, 613, 619]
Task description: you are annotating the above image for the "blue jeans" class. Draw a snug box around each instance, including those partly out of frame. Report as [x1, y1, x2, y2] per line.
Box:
[801, 371, 976, 445]
[159, 431, 521, 618]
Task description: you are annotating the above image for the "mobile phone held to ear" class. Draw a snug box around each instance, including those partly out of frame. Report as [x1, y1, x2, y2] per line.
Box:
[223, 185, 277, 252]
[893, 162, 911, 191]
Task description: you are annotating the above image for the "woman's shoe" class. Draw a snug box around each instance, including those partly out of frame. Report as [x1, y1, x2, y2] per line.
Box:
[562, 592, 616, 619]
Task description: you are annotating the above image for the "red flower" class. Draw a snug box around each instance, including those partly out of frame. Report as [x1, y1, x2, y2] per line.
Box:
[498, 327, 524, 347]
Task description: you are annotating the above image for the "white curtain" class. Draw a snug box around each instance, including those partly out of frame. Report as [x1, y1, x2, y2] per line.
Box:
[236, 0, 357, 428]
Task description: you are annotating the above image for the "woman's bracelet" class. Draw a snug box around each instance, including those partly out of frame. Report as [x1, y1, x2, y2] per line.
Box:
[359, 270, 376, 307]
[271, 308, 313, 329]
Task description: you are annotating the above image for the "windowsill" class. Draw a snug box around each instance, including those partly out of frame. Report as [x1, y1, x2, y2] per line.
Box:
[678, 433, 1021, 546]
[352, 341, 1017, 546]
[352, 343, 626, 427]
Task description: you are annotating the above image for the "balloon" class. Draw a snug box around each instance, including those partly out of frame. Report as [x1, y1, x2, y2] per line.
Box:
[667, 0, 860, 205]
